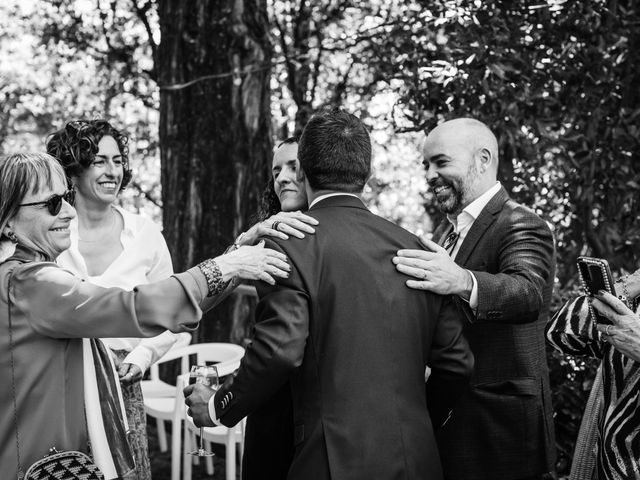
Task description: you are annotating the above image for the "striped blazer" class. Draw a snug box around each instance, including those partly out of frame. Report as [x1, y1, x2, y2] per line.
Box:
[547, 295, 640, 480]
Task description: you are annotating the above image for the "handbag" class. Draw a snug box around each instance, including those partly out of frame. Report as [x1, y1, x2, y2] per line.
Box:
[23, 448, 104, 480]
[6, 273, 104, 480]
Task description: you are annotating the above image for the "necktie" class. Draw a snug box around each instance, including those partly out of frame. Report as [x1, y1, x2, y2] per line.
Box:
[443, 231, 459, 254]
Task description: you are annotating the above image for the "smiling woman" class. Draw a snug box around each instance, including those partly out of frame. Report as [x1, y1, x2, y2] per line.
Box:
[46, 119, 178, 479]
[0, 154, 76, 259]
[0, 151, 290, 480]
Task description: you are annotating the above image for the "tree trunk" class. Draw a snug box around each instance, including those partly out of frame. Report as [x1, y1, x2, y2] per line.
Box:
[158, 0, 272, 342]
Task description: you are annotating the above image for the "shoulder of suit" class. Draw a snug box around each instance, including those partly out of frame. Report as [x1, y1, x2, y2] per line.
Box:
[499, 198, 552, 233]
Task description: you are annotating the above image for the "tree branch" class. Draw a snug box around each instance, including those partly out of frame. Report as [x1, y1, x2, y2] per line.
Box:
[330, 58, 353, 105]
[132, 0, 158, 81]
[129, 180, 162, 207]
[273, 11, 297, 98]
[309, 31, 324, 102]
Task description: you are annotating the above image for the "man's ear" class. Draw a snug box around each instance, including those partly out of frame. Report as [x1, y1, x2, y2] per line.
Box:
[477, 147, 493, 172]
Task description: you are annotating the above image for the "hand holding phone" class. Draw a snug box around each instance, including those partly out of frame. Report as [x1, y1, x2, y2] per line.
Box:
[577, 256, 615, 324]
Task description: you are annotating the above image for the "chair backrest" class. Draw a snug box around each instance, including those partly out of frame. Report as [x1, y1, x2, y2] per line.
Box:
[149, 342, 245, 381]
[147, 333, 193, 381]
[180, 343, 245, 377]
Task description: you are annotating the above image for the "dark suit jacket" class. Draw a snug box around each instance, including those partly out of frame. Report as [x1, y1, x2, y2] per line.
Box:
[241, 383, 294, 480]
[214, 195, 473, 480]
[435, 186, 557, 480]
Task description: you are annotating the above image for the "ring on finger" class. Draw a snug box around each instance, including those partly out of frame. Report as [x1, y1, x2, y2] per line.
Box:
[605, 324, 614, 336]
[272, 221, 281, 231]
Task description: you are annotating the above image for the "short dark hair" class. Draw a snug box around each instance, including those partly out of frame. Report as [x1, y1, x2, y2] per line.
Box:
[298, 108, 371, 193]
[45, 119, 132, 190]
[277, 135, 299, 148]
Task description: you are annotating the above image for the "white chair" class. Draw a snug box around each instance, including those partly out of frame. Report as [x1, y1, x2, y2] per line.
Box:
[142, 342, 245, 480]
[178, 361, 246, 480]
[142, 333, 193, 453]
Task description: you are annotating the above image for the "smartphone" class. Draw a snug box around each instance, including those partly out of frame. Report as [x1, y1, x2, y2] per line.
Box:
[577, 256, 615, 324]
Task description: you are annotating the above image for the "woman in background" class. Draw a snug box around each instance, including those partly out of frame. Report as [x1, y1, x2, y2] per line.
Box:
[47, 119, 184, 478]
[234, 136, 312, 480]
[236, 136, 314, 246]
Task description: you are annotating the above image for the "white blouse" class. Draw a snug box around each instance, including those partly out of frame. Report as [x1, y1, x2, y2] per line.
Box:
[57, 206, 184, 373]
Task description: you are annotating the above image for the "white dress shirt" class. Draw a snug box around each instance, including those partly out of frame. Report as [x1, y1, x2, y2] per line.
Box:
[57, 206, 182, 374]
[447, 181, 502, 309]
[308, 192, 360, 209]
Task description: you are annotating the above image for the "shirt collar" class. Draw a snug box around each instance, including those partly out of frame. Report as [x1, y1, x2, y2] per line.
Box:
[309, 192, 360, 209]
[447, 181, 502, 230]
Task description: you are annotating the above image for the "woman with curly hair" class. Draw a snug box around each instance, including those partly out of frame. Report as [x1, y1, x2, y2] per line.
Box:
[47, 119, 182, 479]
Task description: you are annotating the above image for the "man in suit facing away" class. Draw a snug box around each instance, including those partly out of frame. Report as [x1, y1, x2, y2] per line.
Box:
[393, 118, 556, 480]
[184, 108, 474, 480]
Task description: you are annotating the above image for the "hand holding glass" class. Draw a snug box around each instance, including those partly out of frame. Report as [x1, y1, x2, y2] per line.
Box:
[188, 364, 219, 457]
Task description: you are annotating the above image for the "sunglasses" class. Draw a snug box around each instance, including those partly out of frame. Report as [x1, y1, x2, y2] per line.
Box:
[19, 189, 76, 216]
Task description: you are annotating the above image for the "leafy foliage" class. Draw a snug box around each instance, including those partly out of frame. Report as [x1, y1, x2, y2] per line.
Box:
[367, 0, 640, 280]
[0, 0, 162, 218]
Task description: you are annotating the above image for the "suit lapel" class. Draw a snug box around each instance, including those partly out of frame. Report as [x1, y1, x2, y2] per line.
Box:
[454, 187, 509, 267]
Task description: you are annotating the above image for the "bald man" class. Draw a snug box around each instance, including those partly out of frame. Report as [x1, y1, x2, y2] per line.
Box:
[393, 118, 556, 480]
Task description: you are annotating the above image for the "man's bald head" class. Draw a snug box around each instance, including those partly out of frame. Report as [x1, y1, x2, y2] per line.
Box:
[424, 118, 499, 174]
[422, 118, 500, 215]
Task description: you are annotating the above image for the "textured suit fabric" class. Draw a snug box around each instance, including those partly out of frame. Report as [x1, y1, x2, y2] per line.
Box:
[214, 195, 473, 480]
[435, 187, 557, 480]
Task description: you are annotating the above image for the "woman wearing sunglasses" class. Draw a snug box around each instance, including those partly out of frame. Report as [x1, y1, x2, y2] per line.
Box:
[0, 152, 289, 480]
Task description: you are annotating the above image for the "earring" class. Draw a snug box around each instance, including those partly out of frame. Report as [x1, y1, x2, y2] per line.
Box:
[6, 231, 18, 243]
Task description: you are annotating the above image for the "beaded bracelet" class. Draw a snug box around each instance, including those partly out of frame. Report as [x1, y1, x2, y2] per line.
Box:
[614, 274, 631, 307]
[197, 259, 226, 297]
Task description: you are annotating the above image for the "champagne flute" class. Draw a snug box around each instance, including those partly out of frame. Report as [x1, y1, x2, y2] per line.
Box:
[187, 364, 219, 457]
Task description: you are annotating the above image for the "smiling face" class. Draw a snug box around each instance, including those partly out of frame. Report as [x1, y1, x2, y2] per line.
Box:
[72, 135, 124, 207]
[8, 172, 76, 259]
[423, 123, 488, 216]
[423, 141, 479, 216]
[422, 119, 500, 216]
[272, 142, 307, 212]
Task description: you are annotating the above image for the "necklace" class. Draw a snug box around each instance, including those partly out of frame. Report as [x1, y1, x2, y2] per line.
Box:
[78, 209, 118, 243]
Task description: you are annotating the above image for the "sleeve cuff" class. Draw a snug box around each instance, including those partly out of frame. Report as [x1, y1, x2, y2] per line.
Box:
[468, 271, 478, 309]
[458, 270, 478, 311]
[207, 393, 223, 426]
[122, 349, 153, 375]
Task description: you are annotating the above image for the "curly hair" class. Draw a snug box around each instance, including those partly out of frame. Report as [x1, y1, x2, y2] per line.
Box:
[254, 179, 281, 222]
[45, 119, 132, 190]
